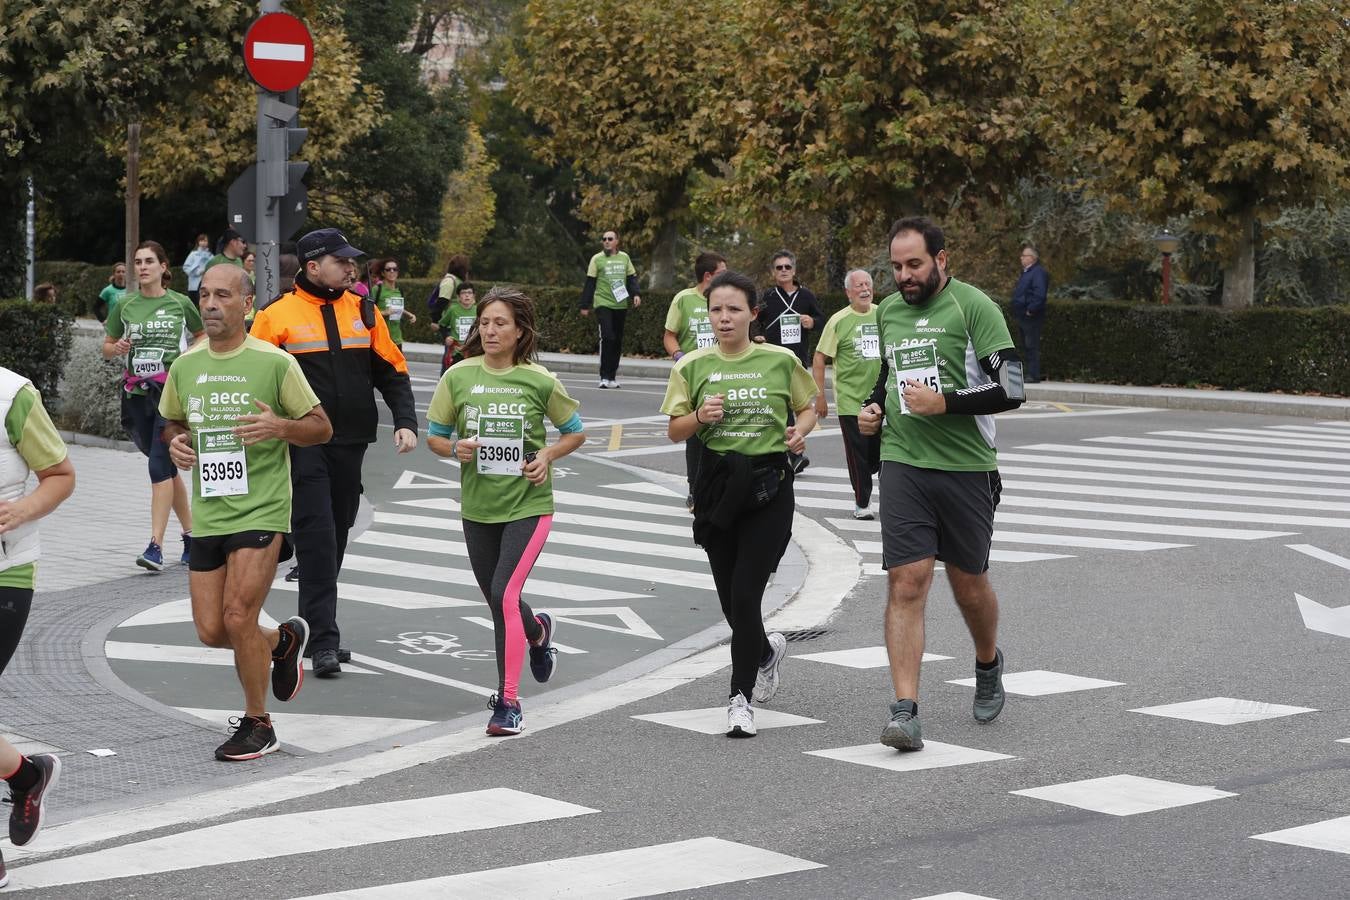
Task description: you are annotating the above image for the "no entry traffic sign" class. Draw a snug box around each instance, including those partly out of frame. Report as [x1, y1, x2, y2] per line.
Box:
[243, 12, 314, 93]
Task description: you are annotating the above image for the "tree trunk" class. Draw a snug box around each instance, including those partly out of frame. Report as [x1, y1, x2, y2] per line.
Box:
[125, 122, 141, 279]
[824, 205, 848, 292]
[648, 217, 679, 290]
[1221, 209, 1256, 309]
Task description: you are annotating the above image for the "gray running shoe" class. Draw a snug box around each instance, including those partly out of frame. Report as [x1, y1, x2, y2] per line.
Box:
[752, 632, 787, 703]
[880, 699, 923, 751]
[726, 693, 756, 737]
[973, 648, 1006, 723]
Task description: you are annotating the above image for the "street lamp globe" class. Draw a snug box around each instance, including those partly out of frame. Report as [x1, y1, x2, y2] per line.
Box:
[1154, 230, 1180, 255]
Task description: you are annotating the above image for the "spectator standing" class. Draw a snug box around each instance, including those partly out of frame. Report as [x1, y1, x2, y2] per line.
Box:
[1011, 244, 1048, 383]
[182, 234, 212, 307]
[579, 230, 641, 389]
[372, 258, 416, 350]
[95, 264, 128, 323]
[431, 254, 470, 322]
[662, 251, 726, 509]
[438, 282, 478, 374]
[207, 229, 247, 272]
[756, 250, 823, 473]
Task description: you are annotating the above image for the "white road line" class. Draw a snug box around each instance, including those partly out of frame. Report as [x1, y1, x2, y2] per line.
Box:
[460, 615, 587, 654]
[9, 789, 595, 890]
[104, 642, 379, 674]
[348, 652, 495, 697]
[377, 508, 696, 540]
[293, 837, 823, 899]
[825, 518, 1186, 551]
[997, 465, 1350, 499]
[174, 708, 435, 753]
[608, 481, 683, 497]
[552, 489, 690, 518]
[1287, 544, 1350, 572]
[1267, 424, 1350, 437]
[353, 531, 715, 590]
[1082, 436, 1350, 466]
[1004, 479, 1350, 513]
[1001, 406, 1158, 419]
[999, 493, 1350, 529]
[850, 542, 1072, 563]
[1016, 444, 1350, 475]
[793, 493, 855, 510]
[341, 554, 648, 603]
[993, 511, 1294, 540]
[268, 580, 478, 610]
[1175, 429, 1350, 449]
[594, 443, 687, 458]
[999, 450, 1350, 486]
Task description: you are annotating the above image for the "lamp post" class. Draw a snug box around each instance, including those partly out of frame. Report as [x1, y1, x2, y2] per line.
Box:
[1154, 230, 1179, 305]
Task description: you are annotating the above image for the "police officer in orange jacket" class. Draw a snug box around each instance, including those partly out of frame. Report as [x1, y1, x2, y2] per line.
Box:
[250, 229, 419, 677]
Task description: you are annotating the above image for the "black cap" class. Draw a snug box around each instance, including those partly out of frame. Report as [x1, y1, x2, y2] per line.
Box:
[297, 228, 365, 261]
[221, 228, 244, 244]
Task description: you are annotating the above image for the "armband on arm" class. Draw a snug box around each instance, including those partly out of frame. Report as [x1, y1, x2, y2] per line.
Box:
[941, 349, 1025, 416]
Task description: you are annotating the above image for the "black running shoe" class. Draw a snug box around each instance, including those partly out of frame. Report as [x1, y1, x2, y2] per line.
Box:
[284, 566, 300, 582]
[215, 715, 280, 761]
[272, 616, 310, 702]
[313, 648, 341, 678]
[529, 612, 559, 683]
[8, 753, 60, 847]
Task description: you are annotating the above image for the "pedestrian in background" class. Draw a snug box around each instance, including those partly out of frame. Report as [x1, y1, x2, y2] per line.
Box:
[95, 263, 128, 323]
[0, 366, 75, 886]
[243, 251, 256, 283]
[439, 281, 478, 374]
[431, 254, 470, 322]
[372, 257, 416, 350]
[31, 284, 56, 304]
[1011, 244, 1048, 383]
[661, 270, 818, 738]
[579, 230, 641, 389]
[208, 229, 247, 272]
[182, 234, 212, 307]
[757, 250, 823, 474]
[662, 251, 726, 510]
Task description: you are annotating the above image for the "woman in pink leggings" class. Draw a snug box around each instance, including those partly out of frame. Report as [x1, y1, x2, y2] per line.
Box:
[425, 287, 585, 735]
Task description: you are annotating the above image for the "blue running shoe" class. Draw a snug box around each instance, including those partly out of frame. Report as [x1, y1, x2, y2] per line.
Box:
[529, 612, 558, 683]
[181, 532, 193, 565]
[486, 694, 523, 736]
[136, 541, 164, 572]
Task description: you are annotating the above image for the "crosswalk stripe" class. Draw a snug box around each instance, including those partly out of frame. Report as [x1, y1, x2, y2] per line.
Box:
[993, 511, 1294, 540]
[290, 837, 824, 899]
[999, 493, 1350, 529]
[1000, 450, 1350, 485]
[793, 480, 857, 495]
[850, 541, 1072, 562]
[174, 708, 434, 753]
[1174, 429, 1350, 449]
[998, 465, 1350, 499]
[1081, 436, 1350, 467]
[1017, 443, 1350, 474]
[268, 580, 478, 610]
[795, 493, 855, 510]
[104, 641, 379, 674]
[8, 789, 597, 890]
[341, 554, 648, 603]
[1004, 479, 1350, 513]
[394, 499, 696, 537]
[553, 489, 691, 518]
[371, 512, 706, 560]
[827, 517, 1193, 550]
[460, 615, 587, 654]
[608, 481, 683, 497]
[353, 531, 715, 590]
[1267, 424, 1350, 437]
[1287, 544, 1350, 572]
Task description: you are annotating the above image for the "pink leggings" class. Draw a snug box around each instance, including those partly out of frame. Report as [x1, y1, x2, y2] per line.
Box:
[462, 515, 551, 700]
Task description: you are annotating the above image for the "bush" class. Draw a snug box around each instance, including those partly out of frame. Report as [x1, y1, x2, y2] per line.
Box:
[55, 334, 126, 440]
[0, 299, 73, 406]
[36, 260, 190, 319]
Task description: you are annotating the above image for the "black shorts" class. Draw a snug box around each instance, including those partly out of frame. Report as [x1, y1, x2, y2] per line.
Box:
[188, 530, 290, 572]
[879, 461, 1002, 574]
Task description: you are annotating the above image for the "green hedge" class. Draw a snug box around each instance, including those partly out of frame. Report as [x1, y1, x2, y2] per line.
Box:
[0, 299, 74, 405]
[36, 261, 189, 319]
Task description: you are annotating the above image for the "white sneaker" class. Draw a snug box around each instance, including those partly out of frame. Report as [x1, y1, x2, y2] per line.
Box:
[598, 380, 609, 389]
[607, 379, 621, 389]
[726, 693, 756, 737]
[752, 632, 787, 702]
[853, 505, 874, 520]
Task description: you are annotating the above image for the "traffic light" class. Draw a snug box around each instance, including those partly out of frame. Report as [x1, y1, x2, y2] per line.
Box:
[260, 95, 308, 199]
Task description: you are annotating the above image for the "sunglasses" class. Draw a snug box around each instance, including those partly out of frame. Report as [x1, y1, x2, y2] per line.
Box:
[774, 264, 794, 271]
[603, 236, 617, 242]
[383, 266, 398, 272]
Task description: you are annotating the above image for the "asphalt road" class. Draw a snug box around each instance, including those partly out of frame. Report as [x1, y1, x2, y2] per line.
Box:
[9, 363, 1350, 899]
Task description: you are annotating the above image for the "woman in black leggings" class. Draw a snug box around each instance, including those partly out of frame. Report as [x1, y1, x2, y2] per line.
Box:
[0, 367, 76, 885]
[660, 270, 818, 737]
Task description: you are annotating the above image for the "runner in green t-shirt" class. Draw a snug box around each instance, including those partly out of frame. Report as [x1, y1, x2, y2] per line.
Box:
[159, 263, 332, 763]
[660, 270, 817, 738]
[437, 282, 479, 374]
[103, 241, 205, 573]
[96, 263, 128, 323]
[856, 216, 1025, 753]
[0, 368, 74, 861]
[427, 286, 583, 737]
[372, 258, 417, 348]
[813, 269, 882, 519]
[579, 230, 642, 388]
[661, 251, 726, 509]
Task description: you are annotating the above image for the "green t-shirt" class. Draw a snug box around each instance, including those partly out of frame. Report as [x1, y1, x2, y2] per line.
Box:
[876, 278, 1015, 472]
[816, 304, 881, 416]
[661, 343, 817, 456]
[426, 358, 581, 524]
[158, 336, 322, 537]
[206, 254, 243, 271]
[374, 286, 407, 345]
[438, 301, 479, 346]
[0, 384, 68, 589]
[585, 251, 637, 310]
[663, 287, 714, 354]
[100, 284, 127, 318]
[105, 291, 204, 395]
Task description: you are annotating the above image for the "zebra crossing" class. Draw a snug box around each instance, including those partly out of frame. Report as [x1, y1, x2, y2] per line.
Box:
[797, 419, 1350, 568]
[101, 458, 723, 757]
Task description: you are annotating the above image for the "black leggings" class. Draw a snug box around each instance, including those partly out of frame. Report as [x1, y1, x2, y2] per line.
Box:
[838, 415, 876, 507]
[702, 479, 795, 699]
[463, 516, 549, 701]
[0, 587, 34, 676]
[595, 307, 627, 381]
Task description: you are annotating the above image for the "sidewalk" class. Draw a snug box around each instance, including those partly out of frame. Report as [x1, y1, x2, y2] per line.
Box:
[401, 342, 1350, 421]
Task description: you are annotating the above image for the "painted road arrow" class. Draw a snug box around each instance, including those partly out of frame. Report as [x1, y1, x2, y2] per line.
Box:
[1294, 593, 1350, 639]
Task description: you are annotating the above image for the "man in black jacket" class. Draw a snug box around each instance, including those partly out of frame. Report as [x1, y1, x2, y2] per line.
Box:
[757, 250, 823, 472]
[250, 228, 419, 678]
[1011, 244, 1049, 383]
